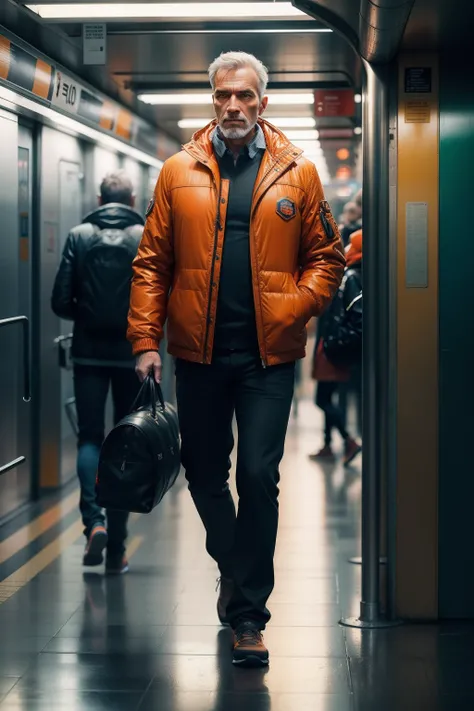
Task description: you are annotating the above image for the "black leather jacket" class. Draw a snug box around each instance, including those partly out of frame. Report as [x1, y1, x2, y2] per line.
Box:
[51, 203, 144, 365]
[322, 263, 362, 367]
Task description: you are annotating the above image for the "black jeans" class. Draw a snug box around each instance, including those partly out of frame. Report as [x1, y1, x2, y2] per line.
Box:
[175, 350, 295, 630]
[74, 364, 141, 555]
[316, 381, 349, 446]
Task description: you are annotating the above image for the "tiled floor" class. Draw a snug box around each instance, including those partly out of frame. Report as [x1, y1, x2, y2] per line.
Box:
[1, 399, 474, 710]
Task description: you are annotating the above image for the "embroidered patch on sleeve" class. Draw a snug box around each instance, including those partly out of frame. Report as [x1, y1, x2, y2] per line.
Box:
[276, 197, 296, 221]
[145, 196, 155, 218]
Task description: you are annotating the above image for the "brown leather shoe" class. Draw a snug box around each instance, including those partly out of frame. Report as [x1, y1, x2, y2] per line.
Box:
[233, 621, 269, 667]
[216, 576, 233, 626]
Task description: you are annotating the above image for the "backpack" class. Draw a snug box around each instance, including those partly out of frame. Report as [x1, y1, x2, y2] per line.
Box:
[323, 269, 363, 368]
[79, 227, 138, 333]
[96, 376, 181, 514]
[323, 291, 362, 367]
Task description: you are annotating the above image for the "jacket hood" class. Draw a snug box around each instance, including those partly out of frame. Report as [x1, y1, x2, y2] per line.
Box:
[345, 228, 362, 268]
[83, 203, 144, 230]
[184, 117, 303, 162]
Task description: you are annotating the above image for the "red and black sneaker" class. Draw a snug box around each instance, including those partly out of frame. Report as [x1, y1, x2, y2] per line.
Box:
[233, 621, 269, 667]
[83, 525, 108, 566]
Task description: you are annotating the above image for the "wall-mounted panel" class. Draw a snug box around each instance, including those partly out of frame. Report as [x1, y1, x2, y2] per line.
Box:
[396, 52, 439, 619]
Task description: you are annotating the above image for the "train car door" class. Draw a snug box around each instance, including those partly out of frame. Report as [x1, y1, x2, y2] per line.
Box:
[0, 114, 32, 519]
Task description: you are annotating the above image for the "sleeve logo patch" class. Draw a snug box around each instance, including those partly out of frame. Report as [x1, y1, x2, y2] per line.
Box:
[276, 197, 296, 221]
[145, 196, 155, 218]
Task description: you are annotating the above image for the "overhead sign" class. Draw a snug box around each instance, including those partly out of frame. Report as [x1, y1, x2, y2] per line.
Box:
[314, 89, 355, 118]
[318, 128, 354, 139]
[51, 70, 79, 113]
[0, 30, 180, 160]
[83, 23, 107, 66]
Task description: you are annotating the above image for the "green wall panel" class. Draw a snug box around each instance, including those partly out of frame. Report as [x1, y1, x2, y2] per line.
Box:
[439, 52, 474, 617]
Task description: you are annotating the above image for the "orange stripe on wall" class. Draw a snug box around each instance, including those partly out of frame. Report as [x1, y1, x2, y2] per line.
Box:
[99, 100, 115, 131]
[0, 35, 11, 80]
[32, 59, 52, 99]
[396, 53, 439, 619]
[115, 109, 132, 140]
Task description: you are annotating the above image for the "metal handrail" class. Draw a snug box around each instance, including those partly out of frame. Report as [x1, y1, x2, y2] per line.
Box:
[0, 316, 31, 403]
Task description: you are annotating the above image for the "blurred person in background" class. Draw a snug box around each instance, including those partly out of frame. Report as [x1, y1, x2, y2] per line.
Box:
[309, 229, 363, 466]
[340, 197, 362, 247]
[51, 171, 144, 575]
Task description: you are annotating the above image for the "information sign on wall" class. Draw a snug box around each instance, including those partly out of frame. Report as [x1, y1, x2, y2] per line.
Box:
[405, 67, 432, 93]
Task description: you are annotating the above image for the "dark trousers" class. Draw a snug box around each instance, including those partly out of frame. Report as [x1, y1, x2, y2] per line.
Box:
[316, 381, 349, 446]
[175, 351, 295, 630]
[74, 364, 141, 555]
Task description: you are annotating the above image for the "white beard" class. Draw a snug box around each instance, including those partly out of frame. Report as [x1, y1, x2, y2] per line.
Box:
[219, 117, 256, 140]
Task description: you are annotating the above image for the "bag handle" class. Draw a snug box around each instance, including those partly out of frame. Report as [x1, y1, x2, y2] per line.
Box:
[131, 374, 165, 417]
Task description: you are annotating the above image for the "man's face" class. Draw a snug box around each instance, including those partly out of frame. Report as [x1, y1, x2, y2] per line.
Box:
[213, 66, 268, 140]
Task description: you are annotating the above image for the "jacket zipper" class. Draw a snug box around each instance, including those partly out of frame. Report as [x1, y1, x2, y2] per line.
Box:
[202, 179, 222, 363]
[251, 147, 300, 368]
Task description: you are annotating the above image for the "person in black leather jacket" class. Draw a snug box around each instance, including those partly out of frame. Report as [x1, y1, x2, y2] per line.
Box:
[51, 170, 144, 574]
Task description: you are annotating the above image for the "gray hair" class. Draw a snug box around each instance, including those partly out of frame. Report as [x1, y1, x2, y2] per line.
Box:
[208, 51, 269, 100]
[100, 170, 134, 205]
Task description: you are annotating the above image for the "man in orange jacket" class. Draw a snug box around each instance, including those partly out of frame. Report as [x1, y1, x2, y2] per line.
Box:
[128, 51, 345, 667]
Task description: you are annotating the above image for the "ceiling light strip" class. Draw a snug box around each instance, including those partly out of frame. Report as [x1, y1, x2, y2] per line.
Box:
[178, 117, 316, 129]
[27, 3, 309, 21]
[139, 93, 315, 106]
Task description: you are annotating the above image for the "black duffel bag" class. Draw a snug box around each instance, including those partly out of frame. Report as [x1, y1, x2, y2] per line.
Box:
[96, 375, 180, 513]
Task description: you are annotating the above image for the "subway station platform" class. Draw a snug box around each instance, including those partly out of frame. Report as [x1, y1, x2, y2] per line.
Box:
[1, 400, 474, 711]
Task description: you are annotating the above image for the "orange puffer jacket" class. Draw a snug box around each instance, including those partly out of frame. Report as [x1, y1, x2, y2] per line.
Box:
[127, 119, 345, 366]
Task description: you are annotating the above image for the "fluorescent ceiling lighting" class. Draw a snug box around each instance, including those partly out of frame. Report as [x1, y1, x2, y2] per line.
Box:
[140, 94, 213, 106]
[264, 117, 316, 128]
[300, 148, 324, 157]
[178, 116, 316, 129]
[140, 93, 315, 106]
[0, 86, 163, 169]
[269, 94, 314, 105]
[285, 130, 320, 140]
[292, 140, 321, 149]
[27, 3, 308, 21]
[178, 118, 213, 129]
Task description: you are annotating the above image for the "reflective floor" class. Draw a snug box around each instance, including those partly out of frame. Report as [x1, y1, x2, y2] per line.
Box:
[1, 399, 474, 710]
